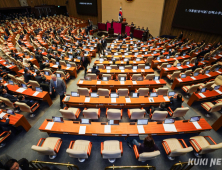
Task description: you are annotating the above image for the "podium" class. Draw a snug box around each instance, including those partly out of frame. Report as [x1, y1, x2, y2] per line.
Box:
[108, 28, 114, 36]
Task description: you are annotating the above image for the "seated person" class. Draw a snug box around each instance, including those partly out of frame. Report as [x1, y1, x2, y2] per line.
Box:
[17, 95, 36, 107]
[141, 27, 145, 31]
[91, 65, 100, 75]
[60, 56, 68, 64]
[137, 26, 140, 30]
[28, 62, 35, 71]
[24, 69, 34, 83]
[57, 65, 68, 75]
[0, 115, 18, 136]
[4, 158, 30, 170]
[0, 89, 18, 102]
[129, 136, 159, 154]
[0, 81, 8, 91]
[131, 22, 134, 26]
[35, 71, 46, 84]
[45, 64, 54, 73]
[40, 79, 50, 92]
[170, 93, 183, 111]
[150, 102, 167, 114]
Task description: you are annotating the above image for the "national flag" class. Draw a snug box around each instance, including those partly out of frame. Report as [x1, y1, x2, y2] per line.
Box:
[119, 7, 122, 21]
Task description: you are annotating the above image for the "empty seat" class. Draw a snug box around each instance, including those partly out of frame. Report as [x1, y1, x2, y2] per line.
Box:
[0, 131, 11, 148]
[117, 89, 129, 96]
[31, 137, 62, 159]
[136, 88, 149, 96]
[210, 64, 219, 72]
[201, 102, 222, 113]
[102, 74, 112, 80]
[125, 65, 132, 69]
[138, 64, 145, 69]
[56, 71, 70, 80]
[150, 111, 168, 121]
[182, 84, 200, 98]
[66, 140, 92, 162]
[154, 88, 168, 96]
[59, 60, 66, 66]
[78, 87, 91, 96]
[199, 81, 214, 90]
[157, 63, 167, 70]
[97, 64, 104, 69]
[59, 107, 81, 119]
[106, 108, 122, 120]
[211, 75, 222, 88]
[110, 65, 118, 69]
[15, 101, 39, 117]
[43, 69, 53, 75]
[200, 66, 211, 74]
[127, 108, 145, 120]
[189, 136, 222, 157]
[146, 56, 153, 65]
[131, 74, 142, 81]
[117, 74, 127, 80]
[162, 138, 193, 160]
[167, 71, 181, 81]
[86, 73, 97, 80]
[98, 88, 110, 97]
[101, 140, 123, 163]
[168, 107, 189, 117]
[181, 70, 192, 77]
[83, 108, 100, 119]
[145, 74, 155, 80]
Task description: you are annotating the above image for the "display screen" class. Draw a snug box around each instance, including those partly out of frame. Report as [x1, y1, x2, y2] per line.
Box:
[172, 0, 222, 34]
[76, 0, 98, 16]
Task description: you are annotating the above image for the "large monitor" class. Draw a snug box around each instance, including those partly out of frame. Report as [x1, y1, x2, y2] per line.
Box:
[76, 0, 98, 16]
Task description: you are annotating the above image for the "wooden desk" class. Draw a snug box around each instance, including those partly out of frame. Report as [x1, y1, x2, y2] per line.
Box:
[94, 60, 145, 66]
[187, 87, 222, 106]
[151, 55, 191, 68]
[0, 60, 20, 76]
[7, 84, 52, 106]
[63, 95, 171, 108]
[77, 79, 166, 91]
[39, 118, 212, 136]
[171, 70, 222, 90]
[0, 111, 31, 132]
[49, 63, 77, 78]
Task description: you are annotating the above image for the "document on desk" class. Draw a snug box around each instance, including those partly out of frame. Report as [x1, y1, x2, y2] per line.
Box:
[141, 69, 145, 72]
[5, 65, 11, 68]
[121, 69, 125, 72]
[84, 97, 90, 102]
[132, 81, 137, 84]
[107, 70, 110, 73]
[120, 81, 125, 85]
[4, 83, 8, 86]
[32, 91, 40, 96]
[198, 93, 206, 98]
[0, 113, 6, 119]
[104, 125, 111, 133]
[88, 69, 91, 72]
[206, 74, 211, 77]
[187, 65, 191, 67]
[111, 98, 116, 103]
[66, 67, 70, 70]
[79, 80, 84, 84]
[177, 66, 183, 69]
[125, 98, 131, 103]
[163, 124, 177, 132]
[132, 70, 137, 72]
[45, 122, 54, 130]
[155, 80, 160, 84]
[164, 68, 168, 70]
[215, 90, 222, 94]
[97, 81, 101, 84]
[149, 97, 154, 102]
[52, 65, 58, 68]
[16, 88, 26, 93]
[216, 71, 222, 74]
[79, 126, 86, 134]
[191, 77, 196, 80]
[133, 61, 136, 63]
[164, 96, 170, 101]
[192, 122, 202, 129]
[137, 125, 145, 134]
[177, 78, 182, 82]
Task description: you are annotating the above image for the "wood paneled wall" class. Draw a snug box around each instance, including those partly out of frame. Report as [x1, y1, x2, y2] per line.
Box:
[0, 0, 21, 8]
[160, 0, 222, 43]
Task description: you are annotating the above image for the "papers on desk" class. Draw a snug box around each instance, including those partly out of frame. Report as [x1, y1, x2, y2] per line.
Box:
[120, 81, 125, 85]
[192, 122, 202, 129]
[121, 70, 125, 72]
[100, 61, 103, 63]
[4, 83, 8, 86]
[164, 59, 167, 61]
[206, 74, 211, 77]
[79, 80, 84, 84]
[79, 126, 86, 134]
[155, 80, 160, 84]
[84, 97, 90, 102]
[163, 124, 177, 132]
[97, 81, 101, 84]
[137, 125, 145, 134]
[45, 122, 54, 130]
[187, 65, 191, 67]
[121, 61, 124, 63]
[16, 88, 26, 93]
[132, 81, 137, 84]
[132, 70, 137, 72]
[177, 78, 182, 82]
[219, 54, 222, 57]
[109, 61, 112, 64]
[158, 60, 161, 62]
[0, 113, 6, 119]
[88, 69, 92, 72]
[133, 61, 136, 63]
[213, 57, 217, 60]
[181, 56, 185, 58]
[164, 68, 168, 71]
[191, 77, 196, 80]
[177, 66, 183, 69]
[104, 125, 111, 133]
[111, 98, 116, 103]
[125, 98, 131, 103]
[52, 65, 58, 68]
[217, 71, 222, 74]
[32, 91, 40, 96]
[149, 97, 154, 102]
[198, 93, 206, 98]
[164, 96, 170, 101]
[215, 90, 222, 94]
[141, 69, 145, 72]
[66, 67, 70, 70]
[122, 55, 125, 58]
[5, 65, 11, 68]
[107, 70, 110, 73]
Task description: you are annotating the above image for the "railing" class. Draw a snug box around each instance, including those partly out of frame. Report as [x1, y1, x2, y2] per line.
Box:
[170, 161, 194, 170]
[30, 160, 79, 170]
[105, 164, 156, 170]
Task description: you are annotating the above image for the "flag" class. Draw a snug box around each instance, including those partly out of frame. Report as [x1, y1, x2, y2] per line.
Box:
[119, 7, 122, 21]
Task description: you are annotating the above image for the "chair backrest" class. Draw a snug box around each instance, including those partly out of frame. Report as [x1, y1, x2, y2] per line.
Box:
[172, 107, 189, 117]
[83, 109, 99, 119]
[138, 64, 145, 69]
[184, 70, 192, 76]
[97, 64, 104, 69]
[159, 63, 167, 69]
[210, 64, 219, 72]
[193, 68, 202, 75]
[182, 59, 189, 66]
[78, 87, 90, 96]
[86, 73, 97, 80]
[214, 75, 222, 85]
[190, 57, 197, 64]
[130, 109, 145, 120]
[132, 74, 142, 81]
[110, 65, 118, 69]
[138, 88, 149, 96]
[29, 80, 40, 90]
[202, 66, 211, 74]
[204, 81, 214, 89]
[138, 151, 160, 162]
[171, 71, 181, 80]
[59, 60, 66, 66]
[50, 58, 56, 64]
[210, 103, 222, 112]
[8, 74, 17, 84]
[117, 74, 127, 79]
[200, 142, 222, 155]
[107, 109, 121, 120]
[31, 145, 55, 156]
[102, 74, 112, 80]
[16, 78, 26, 85]
[117, 89, 128, 96]
[56, 71, 66, 78]
[1, 97, 15, 108]
[69, 62, 76, 68]
[59, 109, 76, 119]
[125, 65, 132, 69]
[146, 56, 153, 64]
[15, 102, 32, 112]
[173, 60, 179, 67]
[187, 84, 200, 93]
[43, 69, 53, 75]
[145, 74, 155, 80]
[151, 111, 168, 121]
[156, 88, 168, 96]
[98, 88, 109, 96]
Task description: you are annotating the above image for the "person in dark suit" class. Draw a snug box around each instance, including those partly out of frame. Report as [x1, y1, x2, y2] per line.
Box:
[17, 95, 36, 107]
[5, 27, 10, 36]
[130, 32, 133, 39]
[57, 65, 68, 75]
[169, 93, 183, 111]
[50, 74, 66, 108]
[178, 31, 183, 40]
[40, 79, 50, 93]
[18, 38, 25, 46]
[4, 158, 31, 170]
[192, 59, 199, 72]
[80, 52, 90, 77]
[91, 65, 100, 75]
[35, 71, 46, 84]
[150, 102, 167, 114]
[24, 69, 34, 83]
[0, 89, 18, 102]
[0, 116, 17, 136]
[131, 22, 134, 27]
[117, 33, 121, 40]
[0, 82, 8, 91]
[97, 42, 102, 57]
[101, 37, 107, 55]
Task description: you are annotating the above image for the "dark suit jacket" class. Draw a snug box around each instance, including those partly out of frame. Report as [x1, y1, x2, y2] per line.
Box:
[50, 78, 66, 95]
[2, 93, 17, 102]
[101, 39, 107, 48]
[24, 73, 33, 83]
[35, 75, 46, 84]
[170, 97, 183, 111]
[151, 106, 167, 114]
[81, 56, 90, 67]
[91, 68, 100, 75]
[18, 98, 35, 107]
